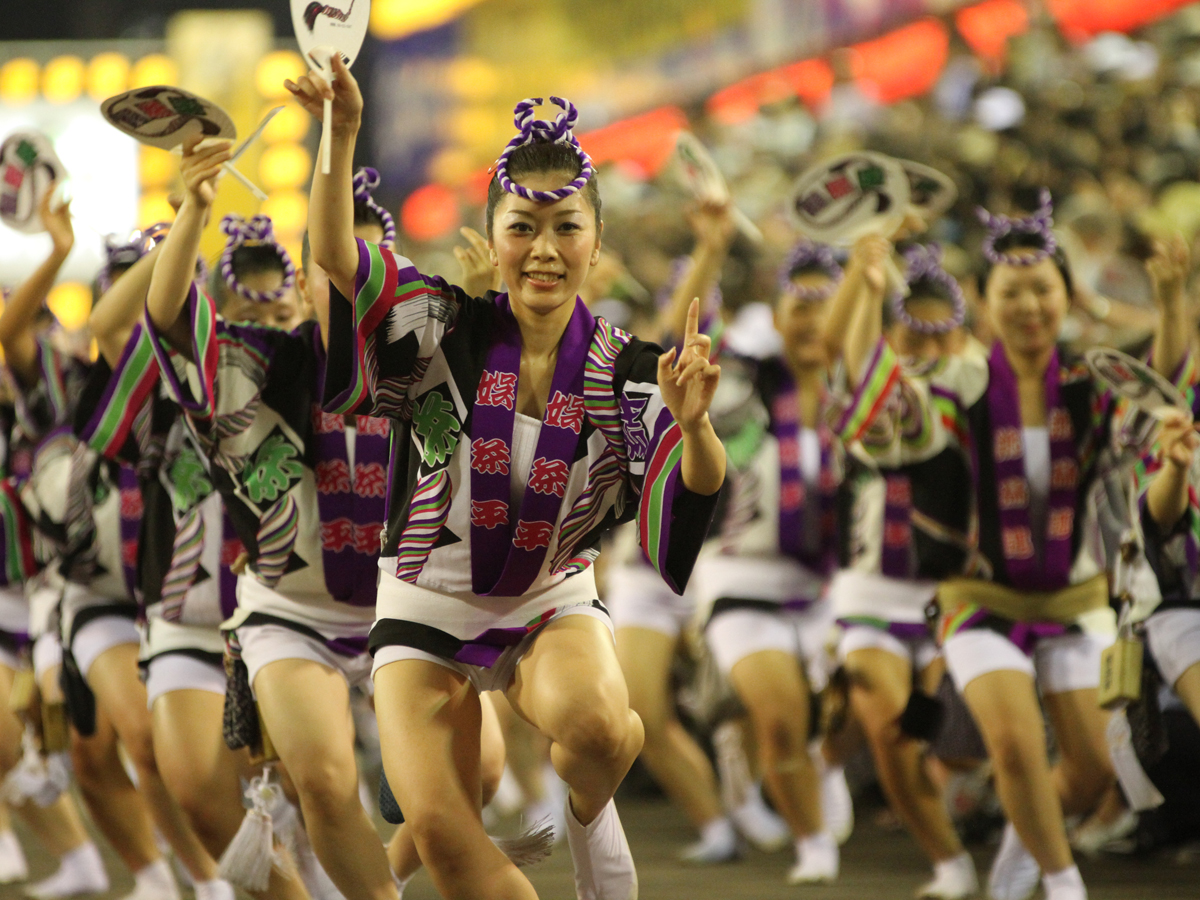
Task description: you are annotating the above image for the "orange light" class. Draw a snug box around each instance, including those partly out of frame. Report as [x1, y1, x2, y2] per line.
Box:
[259, 143, 312, 191]
[47, 283, 92, 332]
[130, 54, 178, 90]
[262, 103, 310, 144]
[1047, 0, 1191, 41]
[255, 51, 306, 99]
[370, 0, 486, 41]
[43, 56, 86, 104]
[262, 191, 308, 237]
[705, 58, 834, 124]
[87, 52, 131, 101]
[401, 184, 459, 242]
[139, 147, 175, 190]
[0, 58, 40, 106]
[851, 19, 949, 105]
[139, 191, 175, 229]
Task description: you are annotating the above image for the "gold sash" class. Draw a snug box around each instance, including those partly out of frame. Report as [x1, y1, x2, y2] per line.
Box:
[937, 573, 1109, 624]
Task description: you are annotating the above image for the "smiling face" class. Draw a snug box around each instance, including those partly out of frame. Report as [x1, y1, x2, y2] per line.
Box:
[983, 253, 1070, 361]
[775, 272, 834, 371]
[488, 171, 602, 319]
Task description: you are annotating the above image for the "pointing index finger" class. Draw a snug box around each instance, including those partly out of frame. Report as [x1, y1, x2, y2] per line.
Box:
[685, 297, 700, 343]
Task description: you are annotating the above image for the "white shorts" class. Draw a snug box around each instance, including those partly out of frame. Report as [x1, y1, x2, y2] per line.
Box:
[236, 623, 373, 697]
[838, 625, 940, 673]
[32, 633, 62, 681]
[607, 563, 694, 638]
[373, 604, 612, 695]
[145, 654, 227, 708]
[1144, 607, 1200, 689]
[706, 603, 833, 688]
[72, 614, 140, 681]
[942, 627, 1113, 695]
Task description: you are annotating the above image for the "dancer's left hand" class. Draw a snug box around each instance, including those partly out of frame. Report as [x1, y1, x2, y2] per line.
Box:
[1147, 233, 1189, 308]
[658, 298, 721, 433]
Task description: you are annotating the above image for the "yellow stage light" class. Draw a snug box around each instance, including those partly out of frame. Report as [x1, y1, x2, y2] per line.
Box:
[139, 147, 175, 190]
[262, 103, 310, 144]
[259, 143, 312, 192]
[87, 53, 131, 101]
[370, 0, 485, 41]
[0, 58, 39, 106]
[139, 190, 175, 229]
[130, 54, 178, 89]
[446, 57, 499, 102]
[262, 191, 308, 237]
[43, 56, 85, 104]
[47, 283, 92, 332]
[256, 50, 307, 99]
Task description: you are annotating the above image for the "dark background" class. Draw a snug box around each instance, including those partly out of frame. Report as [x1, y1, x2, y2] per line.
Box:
[7, 2, 294, 41]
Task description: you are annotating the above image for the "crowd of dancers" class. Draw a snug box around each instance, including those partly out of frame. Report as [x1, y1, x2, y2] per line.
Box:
[0, 17, 1198, 900]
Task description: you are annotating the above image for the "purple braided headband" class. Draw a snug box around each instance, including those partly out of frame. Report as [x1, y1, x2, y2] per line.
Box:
[655, 256, 722, 311]
[890, 243, 966, 334]
[219, 214, 296, 304]
[97, 226, 166, 295]
[778, 240, 844, 301]
[494, 97, 594, 203]
[978, 188, 1057, 268]
[353, 167, 396, 250]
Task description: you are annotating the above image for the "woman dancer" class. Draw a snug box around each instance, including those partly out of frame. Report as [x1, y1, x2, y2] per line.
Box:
[825, 237, 979, 898]
[608, 200, 740, 863]
[839, 193, 1190, 900]
[133, 136, 399, 900]
[295, 57, 725, 900]
[1, 196, 222, 900]
[692, 238, 865, 886]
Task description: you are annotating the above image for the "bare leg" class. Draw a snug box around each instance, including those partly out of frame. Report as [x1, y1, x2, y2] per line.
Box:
[1173, 660, 1200, 726]
[253, 658, 396, 900]
[87, 642, 219, 882]
[152, 688, 309, 900]
[962, 670, 1072, 873]
[615, 627, 723, 829]
[13, 796, 90, 857]
[845, 648, 963, 862]
[1043, 688, 1113, 817]
[727, 649, 822, 838]
[387, 691, 507, 884]
[376, 660, 535, 900]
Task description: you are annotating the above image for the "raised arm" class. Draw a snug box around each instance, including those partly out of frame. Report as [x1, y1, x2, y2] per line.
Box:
[1148, 234, 1193, 381]
[288, 53, 362, 303]
[90, 242, 161, 366]
[1145, 412, 1199, 533]
[145, 136, 230, 359]
[654, 200, 735, 345]
[0, 187, 73, 384]
[837, 235, 890, 385]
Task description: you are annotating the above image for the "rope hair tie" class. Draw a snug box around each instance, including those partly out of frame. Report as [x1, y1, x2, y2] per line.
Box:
[352, 167, 396, 250]
[889, 243, 967, 335]
[494, 96, 595, 203]
[777, 239, 844, 302]
[218, 214, 297, 304]
[98, 227, 163, 295]
[978, 188, 1057, 268]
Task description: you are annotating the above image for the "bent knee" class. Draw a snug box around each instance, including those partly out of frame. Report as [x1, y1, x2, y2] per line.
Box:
[558, 704, 639, 762]
[290, 759, 359, 817]
[408, 807, 487, 877]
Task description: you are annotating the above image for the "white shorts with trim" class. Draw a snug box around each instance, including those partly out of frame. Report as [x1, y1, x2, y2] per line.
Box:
[32, 633, 62, 681]
[372, 604, 612, 694]
[606, 563, 694, 638]
[141, 616, 226, 662]
[705, 603, 834, 688]
[72, 615, 140, 681]
[236, 623, 372, 697]
[1144, 607, 1200, 689]
[145, 654, 227, 707]
[838, 625, 940, 672]
[942, 627, 1113, 694]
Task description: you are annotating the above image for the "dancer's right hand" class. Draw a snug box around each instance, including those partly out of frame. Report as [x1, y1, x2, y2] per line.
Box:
[180, 135, 231, 209]
[285, 51, 363, 135]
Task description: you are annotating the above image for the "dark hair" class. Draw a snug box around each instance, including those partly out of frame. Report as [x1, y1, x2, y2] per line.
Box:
[213, 244, 286, 312]
[354, 199, 386, 235]
[977, 232, 1074, 297]
[485, 142, 601, 238]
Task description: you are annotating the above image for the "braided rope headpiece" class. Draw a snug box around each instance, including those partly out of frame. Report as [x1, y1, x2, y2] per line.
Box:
[978, 188, 1057, 268]
[98, 226, 166, 294]
[218, 214, 296, 304]
[777, 239, 843, 301]
[352, 167, 396, 249]
[890, 243, 966, 335]
[494, 97, 594, 203]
